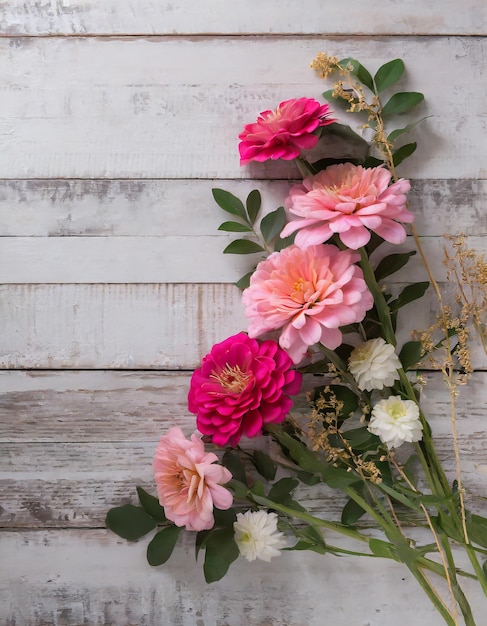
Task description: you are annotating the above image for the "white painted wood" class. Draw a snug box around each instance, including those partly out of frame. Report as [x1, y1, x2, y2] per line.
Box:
[1, 37, 486, 179]
[2, 283, 485, 369]
[2, 529, 484, 626]
[3, 179, 485, 237]
[2, 0, 486, 36]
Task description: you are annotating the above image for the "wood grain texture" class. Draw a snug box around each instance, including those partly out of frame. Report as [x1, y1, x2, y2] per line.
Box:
[2, 0, 486, 36]
[1, 37, 486, 179]
[3, 529, 484, 626]
[3, 178, 485, 237]
[2, 283, 486, 369]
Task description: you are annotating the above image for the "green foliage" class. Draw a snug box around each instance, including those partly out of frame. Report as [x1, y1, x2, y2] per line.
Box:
[387, 117, 431, 143]
[223, 239, 264, 254]
[338, 57, 374, 91]
[222, 450, 248, 485]
[147, 526, 181, 566]
[218, 221, 252, 233]
[203, 528, 240, 583]
[235, 270, 254, 290]
[268, 477, 300, 503]
[313, 384, 359, 420]
[399, 341, 424, 370]
[246, 189, 261, 225]
[390, 282, 430, 312]
[212, 188, 247, 219]
[136, 486, 167, 522]
[374, 251, 416, 281]
[374, 59, 405, 93]
[252, 450, 277, 481]
[322, 88, 353, 110]
[260, 207, 287, 244]
[393, 142, 417, 166]
[466, 513, 487, 549]
[341, 496, 367, 525]
[106, 504, 156, 541]
[381, 92, 424, 117]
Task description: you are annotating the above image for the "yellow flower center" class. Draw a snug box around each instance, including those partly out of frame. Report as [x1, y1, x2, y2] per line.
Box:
[211, 363, 252, 394]
[389, 401, 407, 420]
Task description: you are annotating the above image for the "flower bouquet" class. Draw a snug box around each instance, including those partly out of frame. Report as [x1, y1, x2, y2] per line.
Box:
[107, 54, 487, 625]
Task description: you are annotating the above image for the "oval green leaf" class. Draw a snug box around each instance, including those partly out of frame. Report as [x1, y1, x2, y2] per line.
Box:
[374, 59, 405, 93]
[212, 188, 247, 219]
[260, 206, 287, 243]
[381, 92, 424, 117]
[223, 239, 264, 254]
[392, 142, 417, 167]
[136, 486, 167, 522]
[246, 189, 261, 225]
[399, 341, 423, 370]
[218, 221, 252, 232]
[147, 525, 181, 566]
[339, 57, 374, 91]
[203, 528, 240, 583]
[106, 504, 156, 541]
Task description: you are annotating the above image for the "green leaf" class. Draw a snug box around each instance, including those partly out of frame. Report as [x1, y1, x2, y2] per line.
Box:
[378, 483, 421, 510]
[227, 478, 248, 500]
[392, 142, 417, 167]
[235, 270, 254, 290]
[381, 92, 424, 117]
[218, 221, 252, 232]
[399, 341, 423, 370]
[369, 538, 396, 559]
[374, 59, 405, 93]
[260, 207, 287, 243]
[246, 189, 261, 225]
[203, 528, 240, 583]
[146, 525, 181, 566]
[362, 156, 384, 168]
[321, 466, 362, 489]
[289, 540, 327, 554]
[319, 122, 369, 148]
[313, 385, 359, 420]
[272, 431, 325, 475]
[466, 513, 487, 548]
[223, 239, 265, 254]
[391, 282, 430, 311]
[213, 507, 238, 528]
[387, 117, 431, 143]
[322, 89, 354, 110]
[222, 450, 248, 485]
[342, 426, 378, 450]
[136, 486, 167, 522]
[338, 57, 374, 91]
[274, 233, 295, 252]
[106, 504, 156, 541]
[374, 251, 416, 281]
[252, 450, 277, 481]
[212, 188, 247, 220]
[250, 480, 266, 497]
[341, 497, 366, 525]
[268, 477, 299, 503]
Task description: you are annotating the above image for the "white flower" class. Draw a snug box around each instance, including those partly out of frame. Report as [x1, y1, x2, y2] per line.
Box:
[348, 337, 401, 391]
[368, 395, 423, 449]
[233, 510, 286, 562]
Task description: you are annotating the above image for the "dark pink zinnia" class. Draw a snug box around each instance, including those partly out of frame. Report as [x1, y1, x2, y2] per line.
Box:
[188, 332, 302, 447]
[238, 98, 335, 165]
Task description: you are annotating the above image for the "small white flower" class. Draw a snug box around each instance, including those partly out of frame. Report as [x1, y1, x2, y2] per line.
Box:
[233, 510, 286, 562]
[349, 337, 401, 391]
[368, 395, 423, 449]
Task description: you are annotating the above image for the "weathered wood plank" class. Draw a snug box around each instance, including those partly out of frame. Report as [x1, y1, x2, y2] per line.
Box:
[2, 0, 486, 36]
[0, 371, 485, 528]
[1, 283, 485, 369]
[1, 178, 486, 237]
[1, 37, 485, 179]
[2, 234, 485, 283]
[3, 529, 483, 626]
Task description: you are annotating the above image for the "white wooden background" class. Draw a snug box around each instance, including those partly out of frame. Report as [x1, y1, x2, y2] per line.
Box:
[1, 3, 486, 625]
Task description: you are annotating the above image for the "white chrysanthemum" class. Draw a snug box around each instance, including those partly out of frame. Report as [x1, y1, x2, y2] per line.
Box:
[368, 395, 423, 449]
[233, 510, 286, 562]
[348, 337, 401, 391]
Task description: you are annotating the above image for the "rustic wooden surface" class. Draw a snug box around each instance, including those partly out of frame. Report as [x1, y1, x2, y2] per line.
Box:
[1, 2, 486, 625]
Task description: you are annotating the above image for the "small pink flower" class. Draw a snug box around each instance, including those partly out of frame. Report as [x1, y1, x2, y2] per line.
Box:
[242, 244, 373, 364]
[281, 163, 413, 249]
[153, 427, 233, 532]
[188, 333, 302, 447]
[238, 98, 335, 165]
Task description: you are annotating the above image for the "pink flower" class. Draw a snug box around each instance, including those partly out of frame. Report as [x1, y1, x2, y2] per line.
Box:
[238, 98, 335, 165]
[188, 333, 302, 447]
[281, 163, 413, 249]
[242, 244, 373, 364]
[153, 427, 233, 531]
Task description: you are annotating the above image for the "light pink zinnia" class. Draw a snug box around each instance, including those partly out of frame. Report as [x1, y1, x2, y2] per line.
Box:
[281, 163, 413, 249]
[188, 332, 302, 447]
[242, 244, 373, 364]
[238, 98, 335, 165]
[153, 427, 233, 532]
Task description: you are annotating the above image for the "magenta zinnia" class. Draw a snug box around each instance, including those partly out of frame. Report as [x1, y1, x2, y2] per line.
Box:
[238, 98, 335, 165]
[281, 163, 413, 249]
[153, 427, 233, 532]
[188, 332, 302, 447]
[242, 244, 373, 364]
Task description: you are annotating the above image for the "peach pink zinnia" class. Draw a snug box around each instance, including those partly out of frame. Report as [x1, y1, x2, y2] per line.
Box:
[238, 98, 335, 165]
[280, 163, 413, 250]
[188, 333, 302, 447]
[153, 427, 233, 532]
[242, 244, 373, 364]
